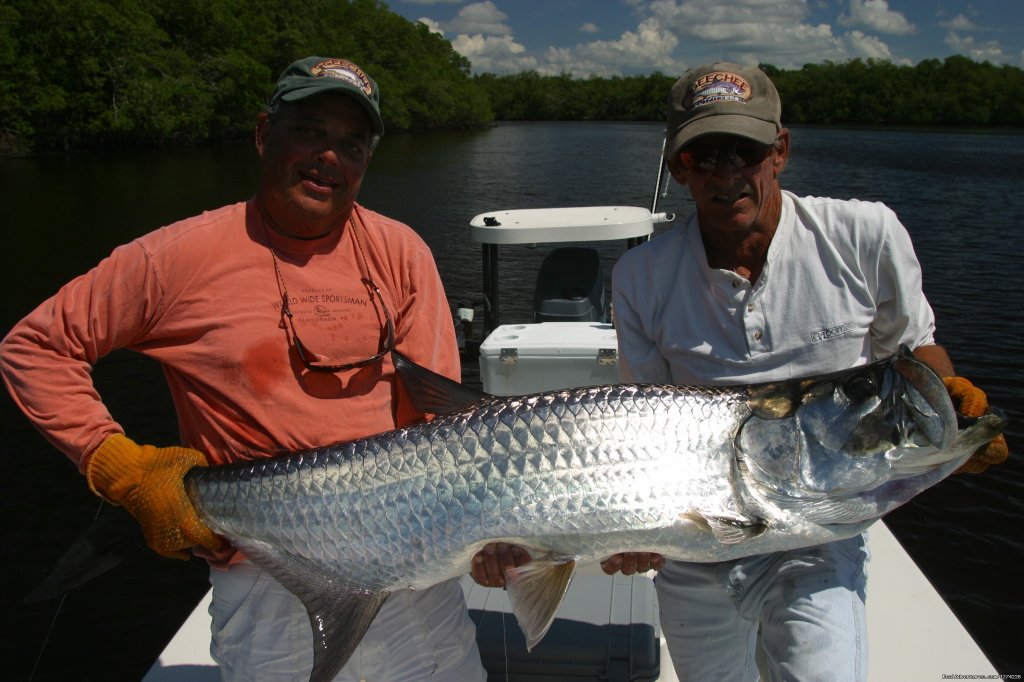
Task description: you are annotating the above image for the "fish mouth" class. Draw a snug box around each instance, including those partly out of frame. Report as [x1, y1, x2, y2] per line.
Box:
[957, 408, 1007, 432]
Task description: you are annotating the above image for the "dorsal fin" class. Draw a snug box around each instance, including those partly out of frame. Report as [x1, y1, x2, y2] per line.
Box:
[391, 349, 488, 415]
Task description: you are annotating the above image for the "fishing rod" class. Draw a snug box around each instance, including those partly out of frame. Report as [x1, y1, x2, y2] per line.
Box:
[631, 128, 674, 249]
[651, 129, 670, 216]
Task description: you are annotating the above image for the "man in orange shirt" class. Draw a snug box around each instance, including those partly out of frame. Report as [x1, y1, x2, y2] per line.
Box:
[1, 56, 486, 681]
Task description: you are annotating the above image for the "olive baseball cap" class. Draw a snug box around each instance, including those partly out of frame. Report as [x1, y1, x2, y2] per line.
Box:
[270, 57, 384, 136]
[665, 62, 781, 158]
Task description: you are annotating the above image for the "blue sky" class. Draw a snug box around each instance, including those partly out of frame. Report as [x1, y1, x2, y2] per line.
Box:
[390, 0, 1024, 76]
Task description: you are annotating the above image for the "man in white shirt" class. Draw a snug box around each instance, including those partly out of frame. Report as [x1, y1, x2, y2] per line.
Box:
[608, 62, 1006, 681]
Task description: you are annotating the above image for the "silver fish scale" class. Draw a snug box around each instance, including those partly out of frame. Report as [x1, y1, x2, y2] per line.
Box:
[177, 340, 1005, 682]
[189, 383, 753, 590]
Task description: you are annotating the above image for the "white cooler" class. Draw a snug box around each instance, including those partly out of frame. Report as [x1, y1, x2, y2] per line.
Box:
[479, 322, 620, 396]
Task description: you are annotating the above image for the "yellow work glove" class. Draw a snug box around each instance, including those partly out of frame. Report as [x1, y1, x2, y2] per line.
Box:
[943, 377, 1010, 474]
[86, 434, 223, 560]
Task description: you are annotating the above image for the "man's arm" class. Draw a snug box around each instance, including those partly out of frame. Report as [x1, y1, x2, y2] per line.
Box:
[913, 343, 1008, 474]
[0, 241, 159, 466]
[911, 343, 954, 378]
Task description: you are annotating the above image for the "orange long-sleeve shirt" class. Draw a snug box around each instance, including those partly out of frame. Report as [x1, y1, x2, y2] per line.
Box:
[0, 200, 459, 473]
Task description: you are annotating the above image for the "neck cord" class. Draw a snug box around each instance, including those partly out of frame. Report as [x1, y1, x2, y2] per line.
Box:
[261, 210, 375, 315]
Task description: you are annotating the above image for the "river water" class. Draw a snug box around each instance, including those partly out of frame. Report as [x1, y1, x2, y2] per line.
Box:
[1, 122, 1021, 679]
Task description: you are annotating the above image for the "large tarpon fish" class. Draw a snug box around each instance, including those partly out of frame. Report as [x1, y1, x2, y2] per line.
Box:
[185, 348, 1005, 682]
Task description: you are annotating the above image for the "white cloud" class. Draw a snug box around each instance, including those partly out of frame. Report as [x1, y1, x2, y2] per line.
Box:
[448, 7, 682, 76]
[436, 0, 900, 76]
[643, 0, 816, 51]
[451, 34, 538, 73]
[645, 0, 810, 36]
[425, 2, 525, 73]
[627, 0, 922, 70]
[557, 17, 681, 76]
[448, 1, 512, 36]
[435, 2, 525, 73]
[637, 0, 850, 69]
[838, 0, 915, 36]
[541, 47, 610, 77]
[440, 0, 942, 77]
[940, 14, 978, 31]
[842, 30, 903, 63]
[944, 31, 1007, 64]
[416, 17, 445, 35]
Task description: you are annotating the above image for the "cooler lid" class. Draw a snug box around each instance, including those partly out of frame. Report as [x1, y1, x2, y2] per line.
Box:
[480, 322, 618, 356]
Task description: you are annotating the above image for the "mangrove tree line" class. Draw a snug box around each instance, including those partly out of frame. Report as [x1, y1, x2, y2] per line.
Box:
[1, 0, 1022, 155]
[0, 0, 490, 154]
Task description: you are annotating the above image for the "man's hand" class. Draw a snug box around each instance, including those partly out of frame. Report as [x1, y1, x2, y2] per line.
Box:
[600, 552, 665, 576]
[86, 434, 224, 559]
[943, 377, 1009, 474]
[471, 543, 532, 587]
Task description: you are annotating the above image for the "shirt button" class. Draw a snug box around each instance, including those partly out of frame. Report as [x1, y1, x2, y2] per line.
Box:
[753, 330, 763, 341]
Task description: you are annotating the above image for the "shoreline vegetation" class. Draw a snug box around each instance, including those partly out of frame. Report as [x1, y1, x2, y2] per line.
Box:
[2, 0, 1022, 156]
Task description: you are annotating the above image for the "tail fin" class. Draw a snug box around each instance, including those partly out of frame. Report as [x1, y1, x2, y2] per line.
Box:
[26, 505, 146, 603]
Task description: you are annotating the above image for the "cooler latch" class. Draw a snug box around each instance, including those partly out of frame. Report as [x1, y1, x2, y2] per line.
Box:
[500, 348, 519, 365]
[597, 348, 617, 366]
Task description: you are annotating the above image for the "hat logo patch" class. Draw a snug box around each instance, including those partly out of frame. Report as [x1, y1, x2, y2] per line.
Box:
[685, 71, 751, 111]
[310, 58, 374, 97]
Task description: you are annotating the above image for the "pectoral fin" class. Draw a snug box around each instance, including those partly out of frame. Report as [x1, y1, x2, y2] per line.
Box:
[503, 557, 577, 651]
[684, 510, 768, 544]
[233, 538, 388, 682]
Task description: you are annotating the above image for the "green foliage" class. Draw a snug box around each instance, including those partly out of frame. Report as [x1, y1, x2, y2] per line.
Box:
[335, 5, 489, 131]
[0, 2, 29, 153]
[766, 57, 1024, 127]
[1, 0, 1021, 155]
[480, 58, 1024, 129]
[474, 71, 676, 122]
[0, 0, 492, 153]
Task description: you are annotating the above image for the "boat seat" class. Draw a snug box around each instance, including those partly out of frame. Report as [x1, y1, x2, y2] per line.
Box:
[533, 247, 605, 323]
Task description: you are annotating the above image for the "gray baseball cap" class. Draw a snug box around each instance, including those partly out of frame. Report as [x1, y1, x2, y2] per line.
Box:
[665, 62, 781, 159]
[270, 57, 384, 136]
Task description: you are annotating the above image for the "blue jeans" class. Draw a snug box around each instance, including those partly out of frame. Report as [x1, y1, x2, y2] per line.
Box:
[655, 535, 869, 682]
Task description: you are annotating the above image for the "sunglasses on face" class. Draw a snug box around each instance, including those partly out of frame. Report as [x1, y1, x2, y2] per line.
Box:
[679, 138, 776, 173]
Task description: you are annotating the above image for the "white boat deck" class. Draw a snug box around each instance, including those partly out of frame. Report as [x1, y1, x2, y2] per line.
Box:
[142, 522, 995, 681]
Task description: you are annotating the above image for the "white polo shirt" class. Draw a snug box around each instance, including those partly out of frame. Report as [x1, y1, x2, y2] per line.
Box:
[611, 190, 936, 385]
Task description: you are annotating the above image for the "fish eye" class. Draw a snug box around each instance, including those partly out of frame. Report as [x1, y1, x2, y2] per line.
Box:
[842, 374, 878, 402]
